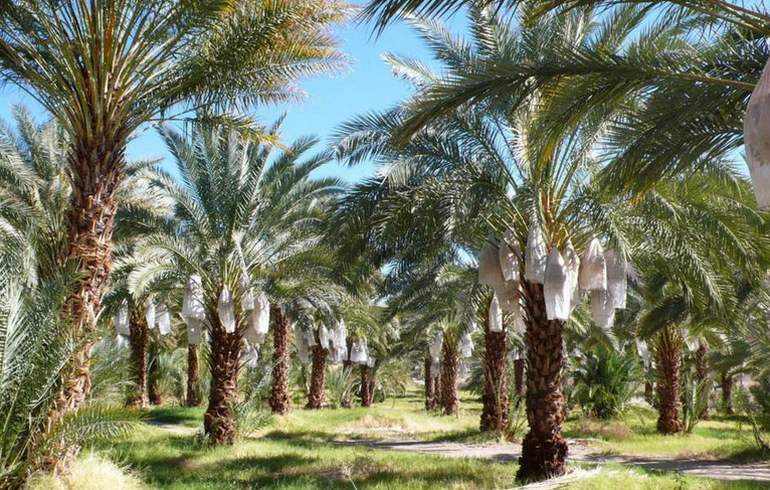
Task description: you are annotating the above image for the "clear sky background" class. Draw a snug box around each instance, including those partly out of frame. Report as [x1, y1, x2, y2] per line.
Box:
[0, 1, 466, 185]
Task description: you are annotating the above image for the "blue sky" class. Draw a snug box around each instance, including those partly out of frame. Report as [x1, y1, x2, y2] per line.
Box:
[0, 2, 465, 184]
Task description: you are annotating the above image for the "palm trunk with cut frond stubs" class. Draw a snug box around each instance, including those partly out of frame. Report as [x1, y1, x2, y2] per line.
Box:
[126, 309, 149, 408]
[148, 348, 162, 406]
[721, 371, 734, 415]
[306, 344, 327, 409]
[360, 365, 373, 407]
[186, 344, 201, 407]
[514, 359, 525, 399]
[481, 300, 509, 433]
[696, 341, 710, 419]
[656, 327, 683, 434]
[204, 319, 242, 445]
[270, 307, 291, 415]
[516, 282, 568, 482]
[440, 336, 459, 416]
[37, 143, 125, 471]
[424, 354, 437, 410]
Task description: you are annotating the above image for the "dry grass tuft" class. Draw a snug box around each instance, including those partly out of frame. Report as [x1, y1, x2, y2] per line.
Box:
[27, 453, 146, 490]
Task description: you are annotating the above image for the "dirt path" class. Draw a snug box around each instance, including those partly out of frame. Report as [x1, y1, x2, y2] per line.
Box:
[341, 439, 770, 482]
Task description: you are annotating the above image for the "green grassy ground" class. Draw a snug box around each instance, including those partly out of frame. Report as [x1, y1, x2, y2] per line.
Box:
[40, 390, 770, 489]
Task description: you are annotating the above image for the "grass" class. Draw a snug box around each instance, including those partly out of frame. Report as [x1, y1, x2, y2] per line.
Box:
[70, 390, 770, 489]
[563, 406, 768, 460]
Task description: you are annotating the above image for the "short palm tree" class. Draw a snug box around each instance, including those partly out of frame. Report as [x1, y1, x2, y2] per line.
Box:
[0, 0, 349, 438]
[127, 123, 342, 443]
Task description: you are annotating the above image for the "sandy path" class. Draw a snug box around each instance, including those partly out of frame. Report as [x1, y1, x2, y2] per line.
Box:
[341, 439, 770, 482]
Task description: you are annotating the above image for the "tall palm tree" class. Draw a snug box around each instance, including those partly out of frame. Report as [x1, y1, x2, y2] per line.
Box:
[332, 7, 768, 480]
[0, 0, 349, 438]
[127, 123, 342, 443]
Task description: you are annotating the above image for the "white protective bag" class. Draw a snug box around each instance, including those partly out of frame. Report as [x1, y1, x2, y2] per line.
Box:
[186, 317, 203, 345]
[459, 332, 473, 358]
[563, 240, 581, 313]
[478, 240, 505, 288]
[605, 249, 627, 309]
[488, 294, 504, 333]
[182, 275, 206, 320]
[157, 304, 172, 335]
[333, 319, 347, 351]
[217, 287, 236, 334]
[744, 54, 770, 210]
[494, 281, 519, 314]
[366, 356, 377, 368]
[144, 296, 156, 329]
[242, 345, 259, 369]
[115, 335, 129, 350]
[429, 333, 443, 361]
[579, 238, 607, 290]
[113, 301, 130, 336]
[590, 289, 614, 329]
[525, 223, 548, 284]
[544, 248, 571, 320]
[318, 324, 331, 349]
[636, 340, 651, 365]
[498, 229, 520, 282]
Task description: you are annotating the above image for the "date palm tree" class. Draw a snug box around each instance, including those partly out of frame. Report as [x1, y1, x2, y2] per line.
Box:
[332, 6, 768, 480]
[126, 122, 343, 443]
[0, 0, 349, 442]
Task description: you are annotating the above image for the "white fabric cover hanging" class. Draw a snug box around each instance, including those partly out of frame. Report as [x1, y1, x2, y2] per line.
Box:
[512, 313, 526, 336]
[113, 301, 130, 336]
[217, 287, 236, 333]
[318, 324, 331, 349]
[544, 248, 571, 320]
[186, 317, 203, 345]
[366, 356, 376, 368]
[242, 345, 259, 369]
[157, 305, 172, 335]
[488, 294, 504, 333]
[332, 319, 347, 351]
[744, 56, 770, 210]
[563, 240, 581, 313]
[525, 223, 548, 284]
[182, 275, 205, 320]
[494, 282, 519, 314]
[605, 249, 627, 309]
[350, 340, 369, 364]
[429, 333, 443, 361]
[144, 297, 156, 329]
[478, 240, 505, 288]
[498, 230, 520, 282]
[459, 332, 473, 358]
[246, 292, 269, 336]
[636, 340, 651, 365]
[115, 334, 129, 350]
[579, 238, 607, 290]
[430, 359, 440, 376]
[295, 325, 311, 364]
[590, 289, 614, 329]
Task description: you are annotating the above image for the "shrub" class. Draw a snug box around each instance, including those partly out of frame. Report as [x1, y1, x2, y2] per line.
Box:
[572, 346, 640, 419]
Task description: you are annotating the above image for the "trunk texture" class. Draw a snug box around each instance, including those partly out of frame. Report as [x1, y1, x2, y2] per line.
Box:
[656, 328, 683, 434]
[440, 336, 459, 416]
[126, 309, 148, 408]
[148, 348, 162, 406]
[514, 359, 525, 399]
[204, 317, 242, 445]
[186, 344, 201, 407]
[481, 299, 509, 433]
[269, 307, 291, 415]
[695, 341, 710, 419]
[721, 372, 734, 415]
[424, 354, 437, 410]
[306, 344, 327, 409]
[360, 365, 374, 407]
[38, 142, 124, 471]
[516, 282, 568, 482]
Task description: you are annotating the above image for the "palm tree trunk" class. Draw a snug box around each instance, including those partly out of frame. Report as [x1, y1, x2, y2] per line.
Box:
[424, 354, 436, 410]
[38, 149, 124, 471]
[204, 319, 242, 445]
[481, 298, 509, 433]
[148, 350, 162, 406]
[269, 307, 291, 415]
[440, 336, 459, 416]
[656, 327, 683, 434]
[306, 344, 327, 409]
[514, 359, 525, 399]
[360, 365, 373, 407]
[696, 341, 710, 419]
[186, 344, 201, 407]
[516, 282, 568, 482]
[126, 309, 149, 408]
[721, 371, 734, 415]
[341, 359, 353, 408]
